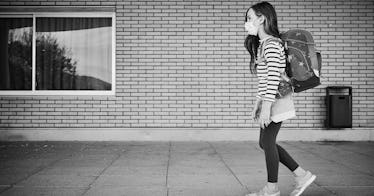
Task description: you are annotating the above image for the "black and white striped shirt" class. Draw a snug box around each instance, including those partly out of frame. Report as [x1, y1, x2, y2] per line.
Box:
[256, 36, 286, 102]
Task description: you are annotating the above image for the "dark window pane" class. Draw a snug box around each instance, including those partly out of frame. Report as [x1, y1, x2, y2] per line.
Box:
[0, 18, 32, 90]
[36, 17, 112, 90]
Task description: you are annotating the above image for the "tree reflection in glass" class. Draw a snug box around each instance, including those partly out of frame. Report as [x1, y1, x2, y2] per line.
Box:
[0, 18, 32, 90]
[36, 17, 112, 90]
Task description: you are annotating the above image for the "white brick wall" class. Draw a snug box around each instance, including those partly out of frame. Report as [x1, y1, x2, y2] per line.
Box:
[0, 0, 374, 128]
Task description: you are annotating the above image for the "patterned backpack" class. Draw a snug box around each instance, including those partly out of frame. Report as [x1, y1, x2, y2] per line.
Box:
[281, 29, 322, 93]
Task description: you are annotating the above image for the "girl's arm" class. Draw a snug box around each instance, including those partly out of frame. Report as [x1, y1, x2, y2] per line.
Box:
[263, 40, 283, 103]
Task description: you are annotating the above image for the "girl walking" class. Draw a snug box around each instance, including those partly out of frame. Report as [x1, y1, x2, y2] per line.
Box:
[244, 2, 316, 196]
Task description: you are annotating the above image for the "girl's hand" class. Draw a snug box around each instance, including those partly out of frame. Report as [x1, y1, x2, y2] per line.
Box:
[259, 101, 272, 129]
[251, 98, 262, 122]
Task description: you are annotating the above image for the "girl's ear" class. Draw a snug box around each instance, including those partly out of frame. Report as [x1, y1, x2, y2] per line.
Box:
[258, 15, 265, 25]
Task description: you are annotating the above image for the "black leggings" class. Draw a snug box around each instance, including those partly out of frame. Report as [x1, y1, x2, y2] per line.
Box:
[259, 121, 299, 183]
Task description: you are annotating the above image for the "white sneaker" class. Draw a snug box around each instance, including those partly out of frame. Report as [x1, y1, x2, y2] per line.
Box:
[290, 171, 316, 196]
[246, 185, 280, 196]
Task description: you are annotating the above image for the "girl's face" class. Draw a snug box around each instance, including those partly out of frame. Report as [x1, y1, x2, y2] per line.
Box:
[245, 9, 262, 36]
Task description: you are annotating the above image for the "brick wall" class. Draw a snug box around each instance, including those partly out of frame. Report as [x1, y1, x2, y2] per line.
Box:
[0, 0, 373, 128]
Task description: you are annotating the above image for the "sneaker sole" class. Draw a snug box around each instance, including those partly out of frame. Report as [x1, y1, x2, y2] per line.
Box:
[294, 175, 316, 196]
[245, 191, 280, 196]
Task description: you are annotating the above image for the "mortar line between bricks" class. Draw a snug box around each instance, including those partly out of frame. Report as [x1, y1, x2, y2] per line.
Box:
[0, 145, 89, 195]
[80, 149, 125, 196]
[207, 142, 249, 193]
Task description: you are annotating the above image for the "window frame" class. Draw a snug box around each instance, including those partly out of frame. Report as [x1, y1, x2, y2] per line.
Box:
[0, 11, 116, 96]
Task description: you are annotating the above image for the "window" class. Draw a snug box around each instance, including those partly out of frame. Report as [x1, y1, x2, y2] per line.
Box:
[0, 12, 115, 95]
[0, 17, 33, 91]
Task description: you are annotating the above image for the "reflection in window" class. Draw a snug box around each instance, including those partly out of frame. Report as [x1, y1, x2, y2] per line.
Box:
[0, 18, 32, 90]
[36, 17, 112, 90]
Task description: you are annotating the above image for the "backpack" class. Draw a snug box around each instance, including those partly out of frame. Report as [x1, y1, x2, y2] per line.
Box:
[281, 29, 322, 93]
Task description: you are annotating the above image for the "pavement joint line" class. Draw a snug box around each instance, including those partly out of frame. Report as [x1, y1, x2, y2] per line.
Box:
[283, 141, 351, 196]
[166, 141, 171, 196]
[207, 141, 249, 193]
[1, 142, 373, 195]
[284, 141, 342, 195]
[252, 139, 264, 153]
[80, 146, 128, 196]
[321, 185, 374, 187]
[291, 141, 374, 178]
[0, 147, 86, 195]
[312, 180, 338, 196]
[11, 185, 87, 188]
[323, 142, 374, 159]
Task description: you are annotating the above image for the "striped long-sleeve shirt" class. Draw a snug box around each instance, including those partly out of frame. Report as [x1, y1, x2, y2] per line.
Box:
[255, 36, 286, 103]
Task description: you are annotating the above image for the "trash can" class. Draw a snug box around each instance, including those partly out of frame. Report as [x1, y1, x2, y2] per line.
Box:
[325, 86, 352, 128]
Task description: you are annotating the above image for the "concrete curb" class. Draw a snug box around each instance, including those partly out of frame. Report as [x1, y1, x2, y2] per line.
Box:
[1, 128, 373, 141]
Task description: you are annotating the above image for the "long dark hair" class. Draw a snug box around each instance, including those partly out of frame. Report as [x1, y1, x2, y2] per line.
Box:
[244, 1, 281, 74]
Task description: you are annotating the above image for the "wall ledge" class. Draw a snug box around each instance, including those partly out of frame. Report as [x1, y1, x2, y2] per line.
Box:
[1, 128, 373, 141]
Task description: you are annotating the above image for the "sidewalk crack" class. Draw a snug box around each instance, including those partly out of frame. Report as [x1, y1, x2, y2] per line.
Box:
[207, 142, 249, 192]
[80, 145, 128, 196]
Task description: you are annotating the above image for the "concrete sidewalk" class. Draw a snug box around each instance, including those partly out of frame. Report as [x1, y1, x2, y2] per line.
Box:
[0, 141, 373, 196]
